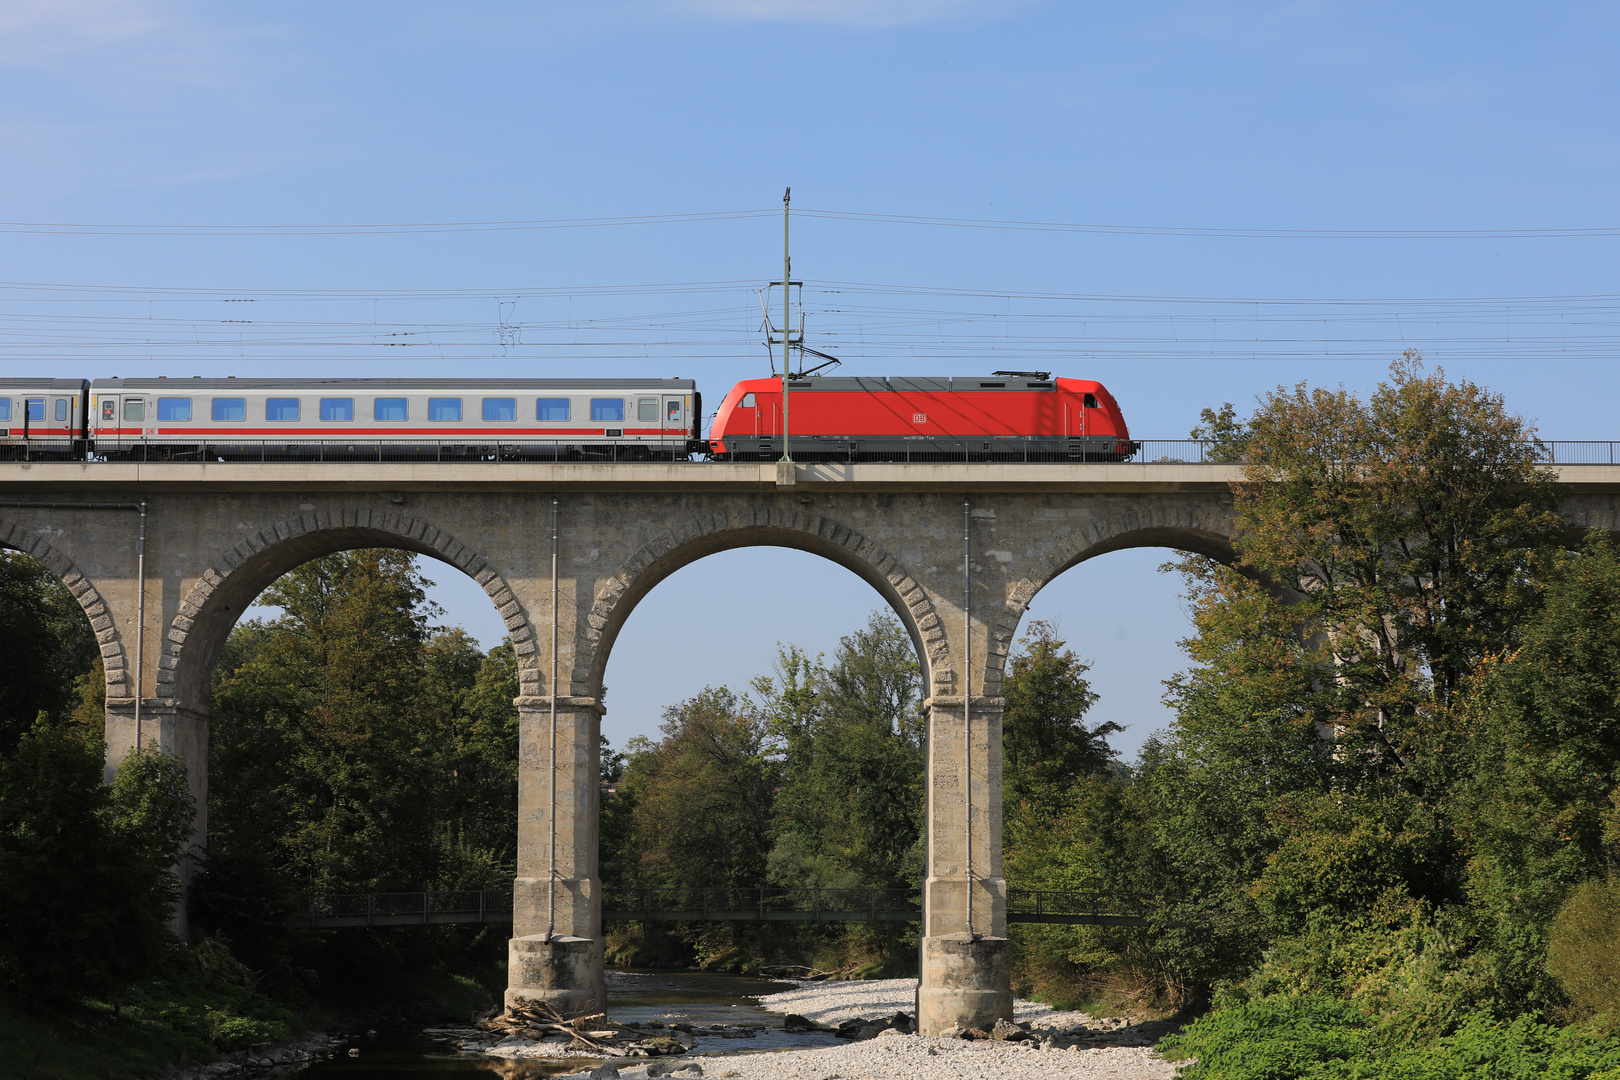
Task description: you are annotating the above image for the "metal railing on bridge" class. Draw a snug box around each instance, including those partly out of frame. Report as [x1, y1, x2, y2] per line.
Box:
[287, 890, 514, 928]
[287, 887, 1152, 928]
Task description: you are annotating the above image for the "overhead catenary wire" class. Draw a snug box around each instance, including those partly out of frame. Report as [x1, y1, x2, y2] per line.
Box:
[2, 276, 1617, 367]
[2, 207, 1618, 239]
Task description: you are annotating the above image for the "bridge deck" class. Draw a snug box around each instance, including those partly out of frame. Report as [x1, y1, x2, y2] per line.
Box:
[7, 460, 1618, 494]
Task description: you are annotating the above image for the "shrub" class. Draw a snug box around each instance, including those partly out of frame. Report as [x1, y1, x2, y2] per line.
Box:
[1158, 995, 1374, 1080]
[1546, 877, 1620, 1022]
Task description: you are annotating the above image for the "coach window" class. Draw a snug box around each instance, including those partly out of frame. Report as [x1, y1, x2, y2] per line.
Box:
[0, 399, 9, 422]
[321, 398, 355, 422]
[157, 397, 192, 422]
[122, 398, 144, 422]
[1084, 393, 1099, 409]
[212, 397, 246, 422]
[591, 398, 624, 423]
[536, 398, 570, 422]
[55, 399, 68, 422]
[266, 398, 300, 422]
[428, 398, 462, 422]
[374, 398, 408, 422]
[482, 397, 516, 422]
[637, 398, 657, 423]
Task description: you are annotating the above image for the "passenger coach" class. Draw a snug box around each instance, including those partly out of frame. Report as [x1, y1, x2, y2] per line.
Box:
[89, 378, 700, 461]
[1, 378, 91, 460]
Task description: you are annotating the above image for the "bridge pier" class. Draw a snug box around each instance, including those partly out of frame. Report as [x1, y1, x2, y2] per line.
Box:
[918, 693, 1012, 1033]
[509, 695, 606, 1015]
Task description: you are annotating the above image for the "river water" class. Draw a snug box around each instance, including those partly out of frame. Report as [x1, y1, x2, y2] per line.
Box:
[295, 969, 841, 1079]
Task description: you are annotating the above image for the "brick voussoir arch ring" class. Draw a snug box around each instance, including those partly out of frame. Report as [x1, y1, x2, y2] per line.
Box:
[0, 515, 130, 700]
[578, 506, 951, 693]
[162, 507, 539, 707]
[992, 497, 1242, 685]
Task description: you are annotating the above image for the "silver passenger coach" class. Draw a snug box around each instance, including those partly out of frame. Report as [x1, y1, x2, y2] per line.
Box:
[89, 378, 701, 461]
[1, 378, 91, 459]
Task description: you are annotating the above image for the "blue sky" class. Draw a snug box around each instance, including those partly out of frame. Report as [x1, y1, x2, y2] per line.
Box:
[4, 1, 1617, 758]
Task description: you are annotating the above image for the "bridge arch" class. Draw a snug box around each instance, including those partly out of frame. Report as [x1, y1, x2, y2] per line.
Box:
[575, 509, 949, 699]
[0, 515, 128, 702]
[988, 500, 1238, 693]
[163, 506, 539, 711]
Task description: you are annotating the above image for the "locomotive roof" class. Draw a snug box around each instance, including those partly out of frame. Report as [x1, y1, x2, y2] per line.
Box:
[89, 377, 696, 390]
[748, 376, 1064, 391]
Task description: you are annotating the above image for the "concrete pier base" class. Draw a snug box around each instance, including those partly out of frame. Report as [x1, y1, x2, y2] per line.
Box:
[918, 933, 1013, 1035]
[505, 935, 605, 1017]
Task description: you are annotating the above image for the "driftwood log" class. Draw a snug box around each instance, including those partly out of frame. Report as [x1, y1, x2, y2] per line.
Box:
[478, 997, 686, 1057]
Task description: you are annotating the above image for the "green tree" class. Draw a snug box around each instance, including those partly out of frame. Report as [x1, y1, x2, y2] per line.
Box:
[760, 612, 926, 891]
[1001, 620, 1115, 825]
[0, 726, 192, 1002]
[206, 550, 518, 903]
[0, 551, 99, 750]
[621, 686, 778, 892]
[1456, 531, 1620, 1009]
[1228, 353, 1563, 773]
[1100, 357, 1563, 997]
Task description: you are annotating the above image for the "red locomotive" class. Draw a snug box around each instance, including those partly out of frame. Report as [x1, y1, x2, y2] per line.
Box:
[708, 371, 1135, 461]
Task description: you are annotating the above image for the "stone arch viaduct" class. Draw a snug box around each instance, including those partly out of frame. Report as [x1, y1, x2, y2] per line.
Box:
[4, 459, 1619, 1034]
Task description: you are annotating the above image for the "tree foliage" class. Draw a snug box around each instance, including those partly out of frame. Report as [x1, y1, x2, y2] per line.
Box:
[0, 551, 99, 751]
[1002, 620, 1115, 824]
[203, 550, 520, 914]
[0, 728, 193, 1002]
[1227, 353, 1563, 771]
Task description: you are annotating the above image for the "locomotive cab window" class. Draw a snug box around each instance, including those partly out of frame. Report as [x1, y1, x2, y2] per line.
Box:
[321, 398, 354, 422]
[1083, 393, 1099, 409]
[483, 397, 516, 422]
[428, 398, 462, 422]
[536, 398, 570, 422]
[157, 397, 192, 422]
[266, 398, 300, 422]
[591, 398, 624, 423]
[374, 398, 407, 422]
[122, 399, 144, 422]
[740, 393, 756, 408]
[637, 398, 657, 423]
[212, 397, 246, 422]
[55, 399, 68, 422]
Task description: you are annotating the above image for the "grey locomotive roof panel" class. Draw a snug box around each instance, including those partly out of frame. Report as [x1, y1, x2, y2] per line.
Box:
[89, 378, 696, 391]
[780, 376, 1054, 392]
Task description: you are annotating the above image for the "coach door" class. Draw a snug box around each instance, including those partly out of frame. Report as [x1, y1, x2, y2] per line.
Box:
[663, 396, 684, 442]
[107, 394, 155, 446]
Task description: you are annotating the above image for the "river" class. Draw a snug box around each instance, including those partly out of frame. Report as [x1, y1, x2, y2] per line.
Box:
[293, 969, 842, 1079]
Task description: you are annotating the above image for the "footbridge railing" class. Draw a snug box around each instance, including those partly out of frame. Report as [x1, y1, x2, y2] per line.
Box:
[286, 887, 1154, 928]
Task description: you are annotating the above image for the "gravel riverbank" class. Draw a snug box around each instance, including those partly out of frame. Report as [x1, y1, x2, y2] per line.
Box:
[519, 977, 1182, 1080]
